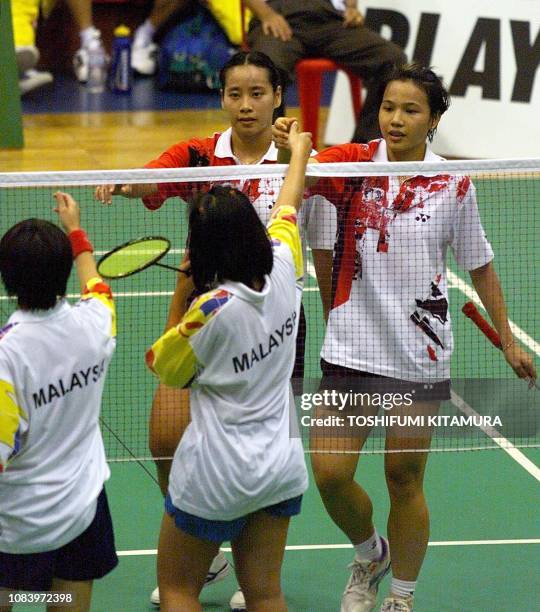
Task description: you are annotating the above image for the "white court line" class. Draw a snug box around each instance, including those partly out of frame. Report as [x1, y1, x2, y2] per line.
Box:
[117, 539, 540, 556]
[451, 391, 540, 482]
[306, 259, 317, 280]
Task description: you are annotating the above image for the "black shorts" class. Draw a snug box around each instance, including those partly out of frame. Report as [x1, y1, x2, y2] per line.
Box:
[0, 488, 118, 591]
[319, 359, 451, 405]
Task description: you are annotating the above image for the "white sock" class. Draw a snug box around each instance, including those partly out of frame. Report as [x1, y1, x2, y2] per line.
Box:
[134, 19, 156, 46]
[354, 529, 383, 562]
[80, 26, 100, 48]
[391, 578, 416, 598]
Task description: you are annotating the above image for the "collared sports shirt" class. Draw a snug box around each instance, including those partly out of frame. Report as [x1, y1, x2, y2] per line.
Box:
[146, 206, 308, 520]
[142, 128, 336, 256]
[0, 278, 116, 553]
[313, 140, 494, 382]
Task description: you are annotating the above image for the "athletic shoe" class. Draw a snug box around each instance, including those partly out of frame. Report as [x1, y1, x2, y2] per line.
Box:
[16, 46, 39, 75]
[73, 33, 106, 83]
[131, 41, 158, 76]
[341, 536, 391, 612]
[19, 69, 53, 95]
[150, 550, 231, 605]
[229, 588, 246, 611]
[380, 594, 414, 611]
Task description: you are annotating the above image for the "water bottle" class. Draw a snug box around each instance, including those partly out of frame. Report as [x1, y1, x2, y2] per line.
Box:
[109, 25, 132, 94]
[86, 35, 106, 94]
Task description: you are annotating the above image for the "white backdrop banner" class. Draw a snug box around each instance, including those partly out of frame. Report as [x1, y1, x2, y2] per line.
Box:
[324, 0, 539, 158]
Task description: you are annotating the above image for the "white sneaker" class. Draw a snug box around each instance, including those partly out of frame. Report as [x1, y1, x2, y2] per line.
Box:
[229, 588, 246, 611]
[73, 34, 106, 83]
[131, 41, 158, 75]
[341, 537, 391, 612]
[16, 46, 39, 75]
[19, 69, 54, 95]
[150, 550, 231, 605]
[380, 594, 414, 611]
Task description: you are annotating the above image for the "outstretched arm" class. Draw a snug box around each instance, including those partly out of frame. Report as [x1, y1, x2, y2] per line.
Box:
[95, 183, 158, 205]
[54, 191, 98, 293]
[470, 261, 536, 383]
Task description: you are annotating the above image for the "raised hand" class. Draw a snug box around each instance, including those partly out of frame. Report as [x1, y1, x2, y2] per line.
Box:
[261, 12, 293, 41]
[288, 121, 312, 160]
[502, 342, 537, 388]
[272, 116, 298, 150]
[53, 191, 81, 233]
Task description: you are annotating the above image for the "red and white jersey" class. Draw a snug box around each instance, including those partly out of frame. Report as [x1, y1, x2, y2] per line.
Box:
[0, 279, 116, 553]
[314, 140, 494, 382]
[143, 128, 336, 256]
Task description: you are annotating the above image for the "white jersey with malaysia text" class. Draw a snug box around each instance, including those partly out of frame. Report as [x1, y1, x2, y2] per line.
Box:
[0, 279, 116, 553]
[146, 206, 308, 521]
[321, 140, 494, 382]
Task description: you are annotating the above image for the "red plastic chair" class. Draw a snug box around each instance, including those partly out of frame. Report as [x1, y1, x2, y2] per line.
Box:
[296, 59, 362, 148]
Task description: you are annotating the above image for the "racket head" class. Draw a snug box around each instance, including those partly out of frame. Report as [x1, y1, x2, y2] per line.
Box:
[97, 236, 171, 279]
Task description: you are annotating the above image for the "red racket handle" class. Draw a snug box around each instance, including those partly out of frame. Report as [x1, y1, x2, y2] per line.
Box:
[461, 302, 502, 349]
[462, 303, 540, 391]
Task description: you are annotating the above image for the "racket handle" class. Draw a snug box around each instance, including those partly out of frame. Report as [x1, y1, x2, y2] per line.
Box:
[461, 302, 502, 349]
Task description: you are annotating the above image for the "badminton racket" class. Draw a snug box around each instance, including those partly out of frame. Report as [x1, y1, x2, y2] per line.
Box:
[97, 237, 187, 279]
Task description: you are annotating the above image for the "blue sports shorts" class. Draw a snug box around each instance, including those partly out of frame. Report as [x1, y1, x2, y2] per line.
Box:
[165, 493, 303, 543]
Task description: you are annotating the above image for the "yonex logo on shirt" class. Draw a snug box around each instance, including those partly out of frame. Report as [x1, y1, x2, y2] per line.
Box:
[32, 360, 107, 409]
[232, 311, 297, 374]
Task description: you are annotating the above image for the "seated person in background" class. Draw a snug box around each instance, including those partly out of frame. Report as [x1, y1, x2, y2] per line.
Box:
[131, 0, 190, 75]
[11, 0, 53, 94]
[20, 0, 106, 83]
[130, 0, 246, 76]
[61, 0, 106, 83]
[243, 0, 407, 142]
[0, 193, 118, 609]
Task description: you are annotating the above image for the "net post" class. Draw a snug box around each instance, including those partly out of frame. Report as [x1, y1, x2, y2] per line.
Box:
[0, 0, 24, 149]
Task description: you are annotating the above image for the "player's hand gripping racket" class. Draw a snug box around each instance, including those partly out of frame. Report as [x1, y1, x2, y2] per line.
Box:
[462, 301, 539, 390]
[97, 237, 189, 279]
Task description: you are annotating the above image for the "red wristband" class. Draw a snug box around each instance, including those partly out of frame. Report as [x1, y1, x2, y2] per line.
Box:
[68, 229, 93, 259]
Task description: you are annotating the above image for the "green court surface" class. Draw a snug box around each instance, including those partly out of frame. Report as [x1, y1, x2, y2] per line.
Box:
[97, 449, 539, 611]
[1, 175, 538, 610]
